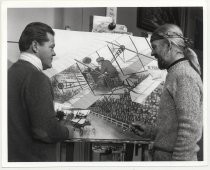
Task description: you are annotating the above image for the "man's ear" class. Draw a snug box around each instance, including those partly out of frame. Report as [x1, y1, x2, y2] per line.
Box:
[31, 40, 39, 53]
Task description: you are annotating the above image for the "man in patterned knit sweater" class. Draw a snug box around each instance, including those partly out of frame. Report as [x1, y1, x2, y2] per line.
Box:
[8, 22, 75, 161]
[132, 24, 203, 161]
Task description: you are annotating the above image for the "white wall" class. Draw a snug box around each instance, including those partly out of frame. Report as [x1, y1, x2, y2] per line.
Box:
[7, 8, 63, 41]
[82, 8, 106, 31]
[63, 8, 106, 31]
[7, 8, 106, 41]
[63, 8, 83, 31]
[63, 7, 143, 33]
[7, 8, 64, 67]
[117, 7, 147, 36]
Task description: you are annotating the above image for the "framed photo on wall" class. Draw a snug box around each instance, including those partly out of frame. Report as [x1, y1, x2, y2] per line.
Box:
[137, 7, 181, 32]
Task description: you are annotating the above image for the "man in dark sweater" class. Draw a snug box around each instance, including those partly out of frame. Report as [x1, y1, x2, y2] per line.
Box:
[8, 22, 74, 162]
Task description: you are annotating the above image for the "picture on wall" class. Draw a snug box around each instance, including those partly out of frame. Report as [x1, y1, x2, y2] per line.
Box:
[137, 7, 181, 32]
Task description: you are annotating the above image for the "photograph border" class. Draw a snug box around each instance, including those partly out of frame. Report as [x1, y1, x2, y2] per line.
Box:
[1, 0, 209, 169]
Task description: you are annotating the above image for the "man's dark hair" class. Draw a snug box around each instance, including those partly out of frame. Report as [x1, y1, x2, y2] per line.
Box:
[18, 22, 55, 52]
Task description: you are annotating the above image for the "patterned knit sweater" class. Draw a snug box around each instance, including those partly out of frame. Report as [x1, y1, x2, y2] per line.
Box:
[8, 60, 69, 161]
[146, 60, 203, 161]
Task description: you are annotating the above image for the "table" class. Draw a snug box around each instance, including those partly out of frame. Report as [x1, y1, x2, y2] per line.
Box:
[58, 111, 154, 161]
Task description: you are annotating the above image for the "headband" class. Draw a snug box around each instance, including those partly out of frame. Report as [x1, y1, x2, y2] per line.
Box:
[150, 32, 165, 42]
[150, 32, 193, 47]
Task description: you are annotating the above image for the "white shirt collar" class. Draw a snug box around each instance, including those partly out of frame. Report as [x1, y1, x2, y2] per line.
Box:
[19, 52, 43, 71]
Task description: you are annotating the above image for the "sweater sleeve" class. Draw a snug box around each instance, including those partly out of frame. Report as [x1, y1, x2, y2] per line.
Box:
[25, 71, 69, 143]
[169, 75, 202, 160]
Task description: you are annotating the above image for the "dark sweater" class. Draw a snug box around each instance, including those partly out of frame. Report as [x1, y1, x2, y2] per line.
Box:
[8, 60, 69, 162]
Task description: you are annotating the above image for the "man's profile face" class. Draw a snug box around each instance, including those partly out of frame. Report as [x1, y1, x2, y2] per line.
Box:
[151, 40, 169, 70]
[37, 33, 56, 70]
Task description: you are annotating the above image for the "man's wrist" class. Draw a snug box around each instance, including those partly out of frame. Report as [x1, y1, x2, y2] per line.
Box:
[65, 125, 75, 139]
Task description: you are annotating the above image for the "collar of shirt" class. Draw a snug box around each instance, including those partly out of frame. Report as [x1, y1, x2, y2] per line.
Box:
[19, 52, 43, 71]
[167, 58, 188, 73]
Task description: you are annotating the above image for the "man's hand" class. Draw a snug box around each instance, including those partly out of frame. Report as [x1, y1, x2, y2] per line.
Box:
[130, 121, 147, 136]
[73, 128, 82, 138]
[65, 125, 83, 139]
[65, 125, 75, 139]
